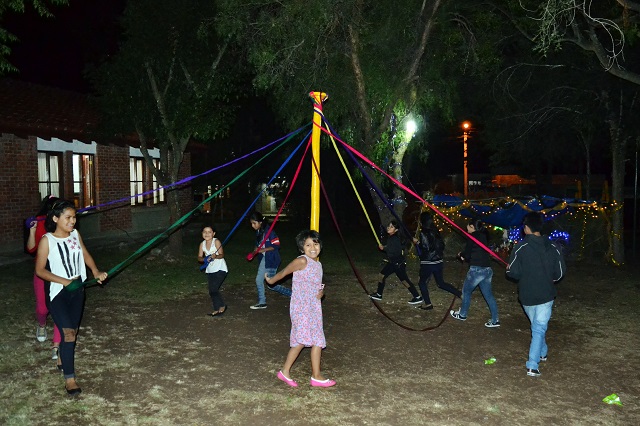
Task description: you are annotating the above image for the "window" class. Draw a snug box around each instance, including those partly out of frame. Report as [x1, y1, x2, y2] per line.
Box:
[72, 154, 95, 208]
[130, 158, 144, 205]
[37, 152, 61, 200]
[130, 157, 165, 205]
[151, 159, 165, 204]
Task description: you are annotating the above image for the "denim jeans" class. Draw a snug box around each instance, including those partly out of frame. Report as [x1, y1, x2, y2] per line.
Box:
[523, 300, 554, 370]
[418, 262, 462, 304]
[48, 287, 85, 379]
[256, 257, 291, 304]
[459, 266, 498, 323]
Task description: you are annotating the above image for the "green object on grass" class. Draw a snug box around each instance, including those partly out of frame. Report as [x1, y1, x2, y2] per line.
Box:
[484, 357, 496, 365]
[602, 393, 622, 406]
[66, 278, 85, 292]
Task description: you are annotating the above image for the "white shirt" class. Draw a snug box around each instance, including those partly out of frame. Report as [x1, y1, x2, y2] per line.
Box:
[44, 229, 86, 300]
[202, 238, 228, 273]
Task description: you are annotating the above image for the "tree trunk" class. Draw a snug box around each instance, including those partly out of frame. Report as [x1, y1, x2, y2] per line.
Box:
[609, 132, 626, 265]
[167, 188, 183, 257]
[604, 89, 627, 265]
[391, 138, 410, 221]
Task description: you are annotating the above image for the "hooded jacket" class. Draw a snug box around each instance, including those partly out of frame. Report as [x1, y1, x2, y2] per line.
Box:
[461, 231, 491, 267]
[506, 234, 566, 306]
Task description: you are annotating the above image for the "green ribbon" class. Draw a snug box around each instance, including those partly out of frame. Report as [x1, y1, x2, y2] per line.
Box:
[66, 278, 86, 292]
[84, 125, 309, 288]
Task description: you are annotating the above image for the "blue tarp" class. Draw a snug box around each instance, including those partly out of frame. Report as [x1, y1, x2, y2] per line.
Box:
[431, 195, 589, 228]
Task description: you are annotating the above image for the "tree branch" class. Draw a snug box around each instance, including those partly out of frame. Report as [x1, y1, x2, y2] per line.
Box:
[616, 0, 640, 13]
[347, 23, 373, 146]
[145, 61, 180, 148]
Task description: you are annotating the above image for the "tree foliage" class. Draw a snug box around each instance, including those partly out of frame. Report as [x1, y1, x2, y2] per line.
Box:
[91, 0, 244, 253]
[216, 0, 502, 220]
[485, 0, 640, 264]
[0, 0, 69, 74]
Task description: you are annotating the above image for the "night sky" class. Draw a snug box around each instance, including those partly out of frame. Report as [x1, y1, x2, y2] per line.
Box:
[3, 0, 125, 92]
[1, 1, 469, 183]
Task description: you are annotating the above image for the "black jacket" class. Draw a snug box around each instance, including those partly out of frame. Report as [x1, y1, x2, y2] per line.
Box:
[417, 228, 444, 263]
[382, 233, 406, 264]
[461, 231, 491, 267]
[506, 234, 566, 306]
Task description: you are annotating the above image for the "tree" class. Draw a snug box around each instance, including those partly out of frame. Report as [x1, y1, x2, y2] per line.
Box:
[510, 0, 640, 264]
[91, 0, 242, 255]
[0, 0, 69, 74]
[217, 0, 466, 225]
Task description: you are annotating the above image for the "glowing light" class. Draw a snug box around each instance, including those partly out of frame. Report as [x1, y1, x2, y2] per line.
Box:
[406, 120, 417, 139]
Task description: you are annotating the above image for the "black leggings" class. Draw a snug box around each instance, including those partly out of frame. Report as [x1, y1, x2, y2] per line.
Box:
[207, 271, 228, 310]
[48, 286, 85, 379]
[377, 262, 419, 298]
[418, 262, 461, 304]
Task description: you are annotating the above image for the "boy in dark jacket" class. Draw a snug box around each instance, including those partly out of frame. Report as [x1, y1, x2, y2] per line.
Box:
[507, 212, 566, 377]
[369, 220, 423, 305]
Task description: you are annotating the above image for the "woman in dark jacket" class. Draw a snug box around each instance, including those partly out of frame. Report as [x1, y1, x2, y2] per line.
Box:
[414, 212, 462, 310]
[450, 219, 500, 327]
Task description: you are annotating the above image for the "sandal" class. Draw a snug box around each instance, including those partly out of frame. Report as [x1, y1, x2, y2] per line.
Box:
[207, 306, 227, 317]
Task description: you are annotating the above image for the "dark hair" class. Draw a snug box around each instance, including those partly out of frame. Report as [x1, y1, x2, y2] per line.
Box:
[419, 212, 434, 231]
[201, 224, 216, 233]
[249, 211, 268, 230]
[45, 200, 75, 233]
[296, 230, 322, 253]
[37, 195, 59, 217]
[523, 212, 543, 233]
[387, 220, 399, 229]
[468, 218, 485, 232]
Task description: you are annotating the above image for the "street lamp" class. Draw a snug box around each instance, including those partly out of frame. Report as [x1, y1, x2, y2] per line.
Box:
[461, 121, 471, 198]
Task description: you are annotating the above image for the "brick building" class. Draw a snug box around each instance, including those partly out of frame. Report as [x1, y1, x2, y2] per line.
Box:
[0, 79, 192, 254]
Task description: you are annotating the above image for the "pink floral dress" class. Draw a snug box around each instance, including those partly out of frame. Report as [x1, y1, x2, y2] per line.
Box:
[290, 255, 325, 348]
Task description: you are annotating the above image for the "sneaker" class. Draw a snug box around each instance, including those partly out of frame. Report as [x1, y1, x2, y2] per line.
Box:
[484, 320, 501, 328]
[449, 310, 467, 321]
[36, 325, 47, 342]
[527, 368, 541, 377]
[369, 292, 382, 301]
[408, 296, 423, 305]
[250, 303, 267, 310]
[540, 355, 548, 362]
[51, 347, 59, 360]
[419, 304, 434, 311]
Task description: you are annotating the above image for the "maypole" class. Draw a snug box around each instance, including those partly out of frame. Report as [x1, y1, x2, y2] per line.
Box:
[309, 91, 328, 231]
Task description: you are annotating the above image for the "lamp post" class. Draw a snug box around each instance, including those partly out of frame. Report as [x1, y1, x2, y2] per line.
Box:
[461, 121, 471, 197]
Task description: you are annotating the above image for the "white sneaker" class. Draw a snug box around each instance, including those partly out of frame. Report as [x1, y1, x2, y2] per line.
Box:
[250, 303, 267, 310]
[36, 325, 47, 342]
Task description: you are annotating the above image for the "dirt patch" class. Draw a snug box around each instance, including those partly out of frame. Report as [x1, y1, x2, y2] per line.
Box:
[2, 238, 639, 425]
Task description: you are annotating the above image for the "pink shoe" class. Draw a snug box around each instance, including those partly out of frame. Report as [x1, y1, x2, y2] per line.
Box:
[310, 377, 336, 388]
[277, 370, 298, 387]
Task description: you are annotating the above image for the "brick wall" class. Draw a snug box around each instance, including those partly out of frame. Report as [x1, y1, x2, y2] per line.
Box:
[0, 133, 39, 250]
[0, 136, 194, 254]
[95, 144, 132, 232]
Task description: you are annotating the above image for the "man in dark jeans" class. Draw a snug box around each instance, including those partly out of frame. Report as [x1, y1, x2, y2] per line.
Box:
[507, 212, 566, 377]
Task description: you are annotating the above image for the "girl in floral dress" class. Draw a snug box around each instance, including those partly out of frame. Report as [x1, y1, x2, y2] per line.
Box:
[265, 230, 336, 388]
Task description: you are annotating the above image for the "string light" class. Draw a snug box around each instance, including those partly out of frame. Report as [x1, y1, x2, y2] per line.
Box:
[427, 195, 618, 261]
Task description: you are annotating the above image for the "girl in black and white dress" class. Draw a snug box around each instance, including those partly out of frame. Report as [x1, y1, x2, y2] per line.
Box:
[35, 200, 107, 396]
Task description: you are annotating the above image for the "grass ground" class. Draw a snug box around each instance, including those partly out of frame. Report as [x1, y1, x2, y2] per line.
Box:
[1, 222, 639, 425]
